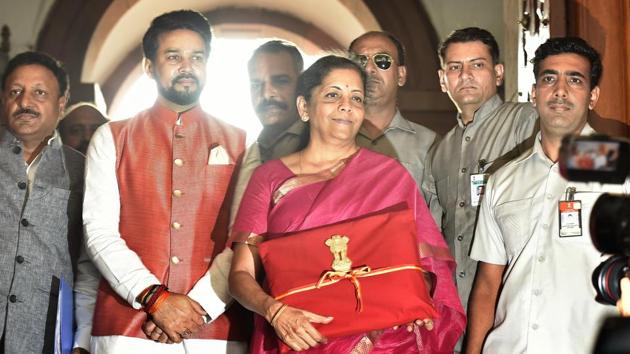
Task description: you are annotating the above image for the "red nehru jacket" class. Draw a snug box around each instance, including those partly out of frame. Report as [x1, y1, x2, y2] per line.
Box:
[92, 102, 250, 340]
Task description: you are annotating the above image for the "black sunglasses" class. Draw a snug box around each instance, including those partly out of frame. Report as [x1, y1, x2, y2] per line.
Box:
[351, 53, 394, 70]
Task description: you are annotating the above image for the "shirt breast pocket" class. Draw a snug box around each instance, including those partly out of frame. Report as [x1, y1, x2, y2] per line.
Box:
[494, 198, 533, 256]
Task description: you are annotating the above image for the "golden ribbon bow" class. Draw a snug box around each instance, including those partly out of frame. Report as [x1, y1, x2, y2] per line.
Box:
[274, 264, 425, 312]
[316, 266, 372, 312]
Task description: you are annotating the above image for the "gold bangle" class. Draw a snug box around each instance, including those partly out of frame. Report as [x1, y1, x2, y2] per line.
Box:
[270, 304, 287, 326]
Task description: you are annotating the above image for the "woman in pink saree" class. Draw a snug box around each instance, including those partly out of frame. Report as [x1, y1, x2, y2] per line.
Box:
[229, 56, 464, 353]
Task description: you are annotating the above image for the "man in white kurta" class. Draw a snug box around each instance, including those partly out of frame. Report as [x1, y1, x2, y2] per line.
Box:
[79, 10, 247, 354]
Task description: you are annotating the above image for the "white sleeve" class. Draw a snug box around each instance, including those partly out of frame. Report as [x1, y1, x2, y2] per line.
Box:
[187, 248, 234, 322]
[83, 124, 160, 308]
[469, 175, 508, 265]
[73, 243, 100, 350]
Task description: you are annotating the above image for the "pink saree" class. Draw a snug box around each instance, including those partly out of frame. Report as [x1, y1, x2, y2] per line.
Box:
[233, 148, 465, 353]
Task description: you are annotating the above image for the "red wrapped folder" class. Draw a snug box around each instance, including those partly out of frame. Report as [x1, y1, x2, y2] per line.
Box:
[258, 207, 438, 342]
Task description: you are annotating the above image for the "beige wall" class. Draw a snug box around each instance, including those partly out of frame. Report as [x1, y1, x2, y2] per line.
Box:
[0, 0, 54, 57]
[421, 0, 504, 47]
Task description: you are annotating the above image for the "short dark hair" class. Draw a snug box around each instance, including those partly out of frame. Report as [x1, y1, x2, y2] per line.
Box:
[248, 40, 304, 74]
[438, 27, 500, 66]
[2, 51, 69, 98]
[142, 10, 212, 61]
[296, 55, 367, 103]
[532, 37, 602, 89]
[349, 31, 406, 65]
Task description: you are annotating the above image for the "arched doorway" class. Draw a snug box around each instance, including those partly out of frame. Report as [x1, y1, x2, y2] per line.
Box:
[38, 0, 455, 134]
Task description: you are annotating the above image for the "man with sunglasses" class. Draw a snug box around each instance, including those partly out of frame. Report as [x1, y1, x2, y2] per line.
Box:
[421, 27, 538, 351]
[349, 31, 437, 189]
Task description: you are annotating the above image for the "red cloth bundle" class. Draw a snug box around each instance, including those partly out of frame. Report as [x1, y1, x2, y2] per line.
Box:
[258, 207, 438, 341]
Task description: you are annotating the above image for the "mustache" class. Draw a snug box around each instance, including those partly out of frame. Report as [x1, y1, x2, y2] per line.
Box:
[172, 73, 199, 85]
[255, 99, 288, 113]
[13, 108, 40, 118]
[547, 99, 573, 108]
[366, 76, 381, 85]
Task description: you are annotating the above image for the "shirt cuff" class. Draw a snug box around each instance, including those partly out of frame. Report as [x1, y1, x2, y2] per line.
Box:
[188, 270, 228, 322]
[73, 291, 94, 350]
[129, 277, 161, 309]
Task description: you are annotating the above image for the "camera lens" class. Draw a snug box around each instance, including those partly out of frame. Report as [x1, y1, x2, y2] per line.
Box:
[590, 194, 630, 255]
[592, 255, 630, 305]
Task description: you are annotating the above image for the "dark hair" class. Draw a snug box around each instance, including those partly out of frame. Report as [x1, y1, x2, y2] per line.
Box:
[248, 40, 304, 73]
[142, 10, 212, 61]
[438, 27, 500, 66]
[532, 37, 602, 89]
[349, 31, 406, 65]
[2, 51, 69, 97]
[296, 55, 367, 102]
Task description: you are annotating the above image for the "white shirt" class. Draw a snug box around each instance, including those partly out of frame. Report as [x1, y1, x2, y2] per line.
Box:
[79, 123, 235, 352]
[471, 125, 629, 354]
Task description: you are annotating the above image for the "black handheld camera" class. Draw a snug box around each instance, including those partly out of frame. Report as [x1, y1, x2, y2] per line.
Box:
[559, 134, 630, 305]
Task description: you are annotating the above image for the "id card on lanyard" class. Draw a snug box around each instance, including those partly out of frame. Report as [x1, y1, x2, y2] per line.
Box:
[470, 159, 489, 207]
[559, 186, 582, 237]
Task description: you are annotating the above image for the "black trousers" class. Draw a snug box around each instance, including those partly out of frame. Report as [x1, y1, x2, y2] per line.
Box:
[0, 328, 5, 354]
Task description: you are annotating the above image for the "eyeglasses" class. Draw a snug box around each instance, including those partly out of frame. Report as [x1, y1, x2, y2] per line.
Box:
[351, 53, 394, 70]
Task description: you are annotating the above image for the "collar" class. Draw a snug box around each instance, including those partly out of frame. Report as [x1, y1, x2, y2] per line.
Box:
[387, 109, 416, 133]
[524, 123, 596, 166]
[358, 109, 415, 138]
[257, 119, 307, 149]
[149, 100, 205, 125]
[456, 94, 503, 128]
[0, 126, 20, 149]
[47, 129, 60, 146]
[0, 125, 61, 150]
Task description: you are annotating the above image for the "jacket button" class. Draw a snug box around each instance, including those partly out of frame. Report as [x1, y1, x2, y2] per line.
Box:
[17, 182, 27, 190]
[9, 295, 17, 303]
[21, 219, 29, 226]
[172, 189, 183, 197]
[459, 201, 465, 207]
[174, 158, 184, 167]
[15, 255, 24, 264]
[172, 222, 181, 230]
[12, 146, 22, 154]
[171, 256, 181, 264]
[457, 235, 464, 241]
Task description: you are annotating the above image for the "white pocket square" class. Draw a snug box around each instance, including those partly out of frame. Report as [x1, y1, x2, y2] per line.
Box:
[208, 145, 232, 165]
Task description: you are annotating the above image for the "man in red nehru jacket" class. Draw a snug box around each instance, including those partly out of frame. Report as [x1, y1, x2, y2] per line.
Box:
[82, 10, 248, 353]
